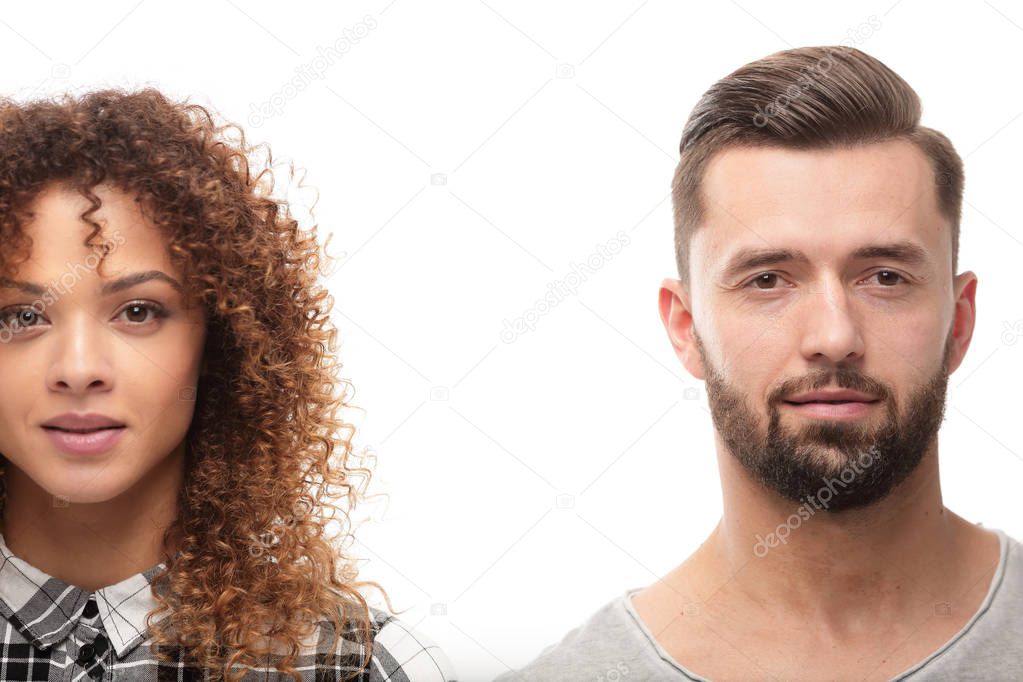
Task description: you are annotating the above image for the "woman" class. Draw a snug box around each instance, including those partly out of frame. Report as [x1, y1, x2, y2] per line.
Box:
[0, 88, 455, 681]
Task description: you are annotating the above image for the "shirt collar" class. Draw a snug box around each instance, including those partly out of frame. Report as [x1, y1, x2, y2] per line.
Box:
[0, 531, 172, 659]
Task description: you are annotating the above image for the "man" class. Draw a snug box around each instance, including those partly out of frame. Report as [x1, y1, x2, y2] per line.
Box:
[498, 46, 1023, 681]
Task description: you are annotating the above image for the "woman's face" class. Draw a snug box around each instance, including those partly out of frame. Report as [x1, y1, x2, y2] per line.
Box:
[0, 183, 207, 507]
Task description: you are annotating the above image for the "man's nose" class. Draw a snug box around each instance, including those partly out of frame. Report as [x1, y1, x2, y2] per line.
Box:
[798, 278, 865, 365]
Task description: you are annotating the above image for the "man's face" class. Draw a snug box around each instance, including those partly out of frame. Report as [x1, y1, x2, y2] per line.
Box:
[0, 183, 207, 509]
[663, 139, 975, 512]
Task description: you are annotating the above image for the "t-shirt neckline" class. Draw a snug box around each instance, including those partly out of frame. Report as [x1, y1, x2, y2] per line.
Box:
[620, 526, 1010, 681]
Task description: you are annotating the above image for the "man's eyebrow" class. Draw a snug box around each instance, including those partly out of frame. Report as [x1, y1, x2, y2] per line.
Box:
[720, 240, 930, 280]
[0, 270, 183, 297]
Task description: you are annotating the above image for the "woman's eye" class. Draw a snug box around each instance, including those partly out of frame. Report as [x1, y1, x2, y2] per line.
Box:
[0, 306, 45, 331]
[118, 301, 167, 324]
[0, 301, 168, 334]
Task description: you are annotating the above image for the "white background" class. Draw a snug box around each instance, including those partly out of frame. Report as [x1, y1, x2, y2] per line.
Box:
[1, 2, 1021, 680]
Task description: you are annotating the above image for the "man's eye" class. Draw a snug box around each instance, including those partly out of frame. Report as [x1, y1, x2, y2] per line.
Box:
[744, 272, 785, 290]
[742, 270, 910, 291]
[867, 270, 908, 286]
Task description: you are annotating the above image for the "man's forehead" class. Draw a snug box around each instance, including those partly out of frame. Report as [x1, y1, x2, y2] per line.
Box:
[701, 140, 935, 220]
[694, 140, 947, 274]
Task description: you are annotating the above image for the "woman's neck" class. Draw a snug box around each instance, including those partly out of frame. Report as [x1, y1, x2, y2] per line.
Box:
[1, 445, 185, 591]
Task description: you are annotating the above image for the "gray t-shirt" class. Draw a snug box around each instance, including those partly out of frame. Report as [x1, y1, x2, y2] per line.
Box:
[496, 527, 1023, 681]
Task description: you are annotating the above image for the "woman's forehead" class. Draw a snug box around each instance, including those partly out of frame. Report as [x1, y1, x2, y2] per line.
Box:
[18, 184, 179, 277]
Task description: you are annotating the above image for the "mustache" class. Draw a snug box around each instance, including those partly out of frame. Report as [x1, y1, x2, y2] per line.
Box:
[771, 369, 889, 405]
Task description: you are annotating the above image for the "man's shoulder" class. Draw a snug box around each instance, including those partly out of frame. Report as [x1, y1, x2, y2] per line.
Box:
[982, 527, 1023, 605]
[1002, 528, 1023, 562]
[496, 591, 681, 681]
[985, 527, 1023, 612]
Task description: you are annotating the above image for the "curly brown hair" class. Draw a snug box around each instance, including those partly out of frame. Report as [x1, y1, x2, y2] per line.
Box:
[0, 88, 387, 681]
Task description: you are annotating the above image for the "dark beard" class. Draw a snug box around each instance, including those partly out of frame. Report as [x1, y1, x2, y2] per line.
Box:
[695, 326, 954, 512]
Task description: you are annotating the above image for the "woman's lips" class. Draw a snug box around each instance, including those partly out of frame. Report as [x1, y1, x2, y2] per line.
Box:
[42, 426, 126, 455]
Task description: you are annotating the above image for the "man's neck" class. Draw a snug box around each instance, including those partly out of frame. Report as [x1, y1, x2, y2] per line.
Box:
[631, 447, 1002, 680]
[684, 445, 996, 640]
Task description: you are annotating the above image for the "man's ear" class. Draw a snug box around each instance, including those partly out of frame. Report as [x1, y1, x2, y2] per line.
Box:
[946, 270, 978, 375]
[658, 278, 705, 380]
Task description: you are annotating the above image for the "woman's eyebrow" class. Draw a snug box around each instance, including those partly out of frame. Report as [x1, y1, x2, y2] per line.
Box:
[0, 270, 182, 296]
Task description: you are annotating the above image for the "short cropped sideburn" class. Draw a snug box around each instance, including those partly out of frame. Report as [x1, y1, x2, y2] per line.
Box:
[670, 45, 964, 287]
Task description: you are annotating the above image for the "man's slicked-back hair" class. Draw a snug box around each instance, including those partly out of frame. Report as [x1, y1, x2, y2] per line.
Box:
[670, 45, 964, 288]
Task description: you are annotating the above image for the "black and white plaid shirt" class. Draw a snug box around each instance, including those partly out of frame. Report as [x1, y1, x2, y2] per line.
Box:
[0, 533, 457, 681]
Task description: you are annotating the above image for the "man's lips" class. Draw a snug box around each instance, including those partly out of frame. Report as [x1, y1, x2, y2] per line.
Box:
[781, 399, 879, 420]
[783, 399, 879, 404]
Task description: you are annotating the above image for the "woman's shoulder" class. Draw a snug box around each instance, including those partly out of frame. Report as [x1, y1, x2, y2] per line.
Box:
[361, 606, 458, 681]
